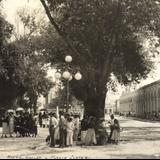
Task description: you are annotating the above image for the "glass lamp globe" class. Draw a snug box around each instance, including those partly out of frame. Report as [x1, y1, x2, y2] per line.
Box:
[75, 72, 82, 81]
[55, 72, 62, 79]
[65, 55, 72, 63]
[63, 71, 71, 80]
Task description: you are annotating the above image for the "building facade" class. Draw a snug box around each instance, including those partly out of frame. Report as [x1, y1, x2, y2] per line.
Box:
[119, 80, 160, 117]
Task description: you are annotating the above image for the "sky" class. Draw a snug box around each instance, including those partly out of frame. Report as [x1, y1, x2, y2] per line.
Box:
[2, 0, 160, 102]
[2, 0, 42, 24]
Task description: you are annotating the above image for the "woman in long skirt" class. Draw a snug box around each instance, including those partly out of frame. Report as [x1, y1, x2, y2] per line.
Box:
[81, 116, 88, 145]
[111, 119, 120, 144]
[9, 113, 15, 137]
[1, 115, 9, 138]
[85, 129, 97, 146]
[85, 117, 97, 146]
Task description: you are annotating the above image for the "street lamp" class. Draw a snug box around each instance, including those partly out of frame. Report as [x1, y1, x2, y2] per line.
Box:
[75, 72, 82, 81]
[55, 72, 62, 79]
[62, 71, 71, 80]
[65, 55, 73, 63]
[55, 55, 82, 113]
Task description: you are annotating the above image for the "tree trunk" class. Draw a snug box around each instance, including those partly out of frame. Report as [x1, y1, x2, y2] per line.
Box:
[85, 90, 107, 119]
[33, 97, 38, 113]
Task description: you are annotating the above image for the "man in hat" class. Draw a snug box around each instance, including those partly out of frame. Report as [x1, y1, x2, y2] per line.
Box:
[49, 112, 58, 148]
[59, 112, 67, 148]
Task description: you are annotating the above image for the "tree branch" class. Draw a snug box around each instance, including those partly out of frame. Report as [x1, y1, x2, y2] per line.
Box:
[102, 0, 122, 80]
[40, 0, 85, 63]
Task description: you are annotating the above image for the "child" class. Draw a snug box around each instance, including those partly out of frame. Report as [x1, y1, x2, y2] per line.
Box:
[111, 119, 120, 144]
[66, 117, 75, 147]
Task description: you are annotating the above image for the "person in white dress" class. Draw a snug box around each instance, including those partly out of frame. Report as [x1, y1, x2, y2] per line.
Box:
[1, 113, 10, 138]
[9, 113, 15, 137]
[111, 119, 120, 144]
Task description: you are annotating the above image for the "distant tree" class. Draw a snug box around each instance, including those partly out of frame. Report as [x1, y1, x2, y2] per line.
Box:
[0, 15, 20, 109]
[0, 10, 53, 111]
[13, 9, 54, 111]
[48, 88, 66, 110]
[39, 0, 160, 118]
[14, 7, 45, 41]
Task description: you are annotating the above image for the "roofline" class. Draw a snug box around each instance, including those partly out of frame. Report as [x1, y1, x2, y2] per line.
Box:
[138, 79, 160, 90]
[120, 79, 160, 99]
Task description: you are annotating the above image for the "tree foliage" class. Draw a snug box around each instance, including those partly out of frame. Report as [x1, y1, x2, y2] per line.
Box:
[48, 87, 66, 109]
[0, 16, 18, 108]
[15, 7, 45, 40]
[13, 9, 54, 111]
[0, 10, 53, 110]
[40, 0, 160, 117]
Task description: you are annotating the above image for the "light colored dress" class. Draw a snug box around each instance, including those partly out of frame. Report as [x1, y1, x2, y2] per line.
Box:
[111, 123, 120, 142]
[84, 119, 97, 146]
[9, 117, 15, 134]
[85, 129, 97, 145]
[111, 130, 120, 142]
[81, 131, 87, 144]
[2, 122, 9, 135]
[66, 122, 75, 146]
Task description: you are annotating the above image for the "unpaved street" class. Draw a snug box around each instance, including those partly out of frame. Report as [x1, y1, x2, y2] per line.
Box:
[0, 117, 160, 159]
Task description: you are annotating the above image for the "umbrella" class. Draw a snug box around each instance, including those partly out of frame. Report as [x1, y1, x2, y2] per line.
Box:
[16, 108, 24, 112]
[7, 109, 15, 113]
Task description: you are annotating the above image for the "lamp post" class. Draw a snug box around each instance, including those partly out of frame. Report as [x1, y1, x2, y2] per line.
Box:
[55, 55, 82, 113]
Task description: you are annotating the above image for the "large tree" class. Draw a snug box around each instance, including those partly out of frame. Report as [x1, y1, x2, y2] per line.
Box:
[40, 0, 160, 118]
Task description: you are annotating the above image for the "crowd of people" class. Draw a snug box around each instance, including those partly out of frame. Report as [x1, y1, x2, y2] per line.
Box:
[0, 108, 120, 147]
[46, 112, 121, 148]
[1, 110, 38, 138]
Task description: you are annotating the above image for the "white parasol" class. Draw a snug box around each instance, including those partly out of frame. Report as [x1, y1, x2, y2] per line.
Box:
[16, 108, 24, 112]
[7, 109, 15, 113]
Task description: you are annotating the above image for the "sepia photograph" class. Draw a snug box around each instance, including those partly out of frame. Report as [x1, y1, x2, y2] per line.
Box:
[0, 0, 160, 159]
